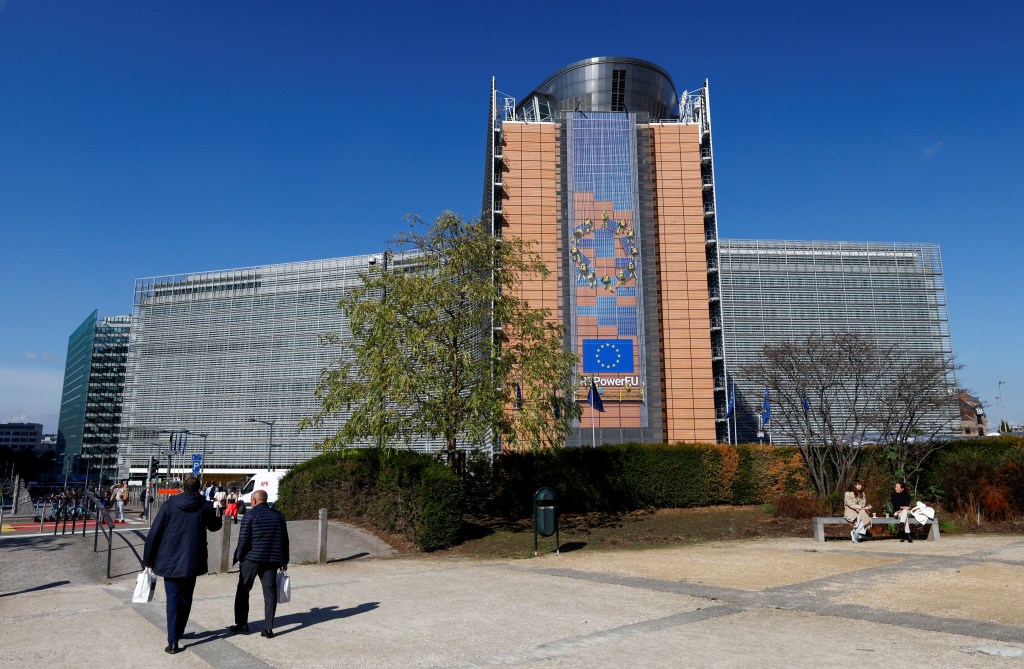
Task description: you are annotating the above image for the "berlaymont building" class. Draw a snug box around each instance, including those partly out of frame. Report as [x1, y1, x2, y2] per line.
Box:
[108, 56, 959, 476]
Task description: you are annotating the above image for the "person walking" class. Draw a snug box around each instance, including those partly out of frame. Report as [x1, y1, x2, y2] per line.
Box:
[143, 476, 222, 654]
[230, 489, 289, 638]
[225, 487, 239, 524]
[114, 481, 128, 523]
[213, 485, 227, 518]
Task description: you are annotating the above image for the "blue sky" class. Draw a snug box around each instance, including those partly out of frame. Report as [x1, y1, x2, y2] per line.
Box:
[1, 1, 1021, 433]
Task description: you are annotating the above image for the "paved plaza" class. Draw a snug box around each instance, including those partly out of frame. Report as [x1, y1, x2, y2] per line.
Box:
[3, 514, 1024, 668]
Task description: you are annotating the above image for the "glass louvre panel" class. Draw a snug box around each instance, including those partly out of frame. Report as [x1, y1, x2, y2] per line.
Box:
[718, 239, 959, 444]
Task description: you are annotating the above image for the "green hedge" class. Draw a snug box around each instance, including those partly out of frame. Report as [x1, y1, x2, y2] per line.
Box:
[276, 448, 463, 551]
[919, 437, 1024, 518]
[490, 442, 810, 517]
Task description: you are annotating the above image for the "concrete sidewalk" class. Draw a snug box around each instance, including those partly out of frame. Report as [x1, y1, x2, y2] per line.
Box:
[3, 530, 1024, 667]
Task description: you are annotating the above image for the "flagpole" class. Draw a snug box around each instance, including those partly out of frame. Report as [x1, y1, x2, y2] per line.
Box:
[730, 380, 736, 445]
[591, 405, 596, 449]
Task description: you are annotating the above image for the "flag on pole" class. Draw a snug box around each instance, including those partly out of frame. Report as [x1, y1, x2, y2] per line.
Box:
[760, 387, 771, 425]
[588, 378, 605, 413]
[725, 381, 735, 418]
[514, 382, 523, 410]
[801, 395, 811, 414]
[552, 390, 560, 419]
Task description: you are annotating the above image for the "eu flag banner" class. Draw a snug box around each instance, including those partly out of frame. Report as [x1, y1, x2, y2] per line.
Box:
[582, 339, 634, 373]
[588, 378, 605, 413]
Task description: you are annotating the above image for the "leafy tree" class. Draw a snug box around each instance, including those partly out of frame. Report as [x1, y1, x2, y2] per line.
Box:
[303, 212, 581, 467]
[746, 332, 959, 498]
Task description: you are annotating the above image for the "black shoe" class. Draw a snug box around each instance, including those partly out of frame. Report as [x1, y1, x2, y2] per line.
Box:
[229, 624, 250, 635]
[164, 644, 181, 654]
[261, 629, 274, 639]
[907, 532, 913, 544]
[900, 531, 906, 542]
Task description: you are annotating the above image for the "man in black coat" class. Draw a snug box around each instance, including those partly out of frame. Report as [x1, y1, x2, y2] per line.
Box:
[143, 476, 222, 654]
[230, 488, 289, 638]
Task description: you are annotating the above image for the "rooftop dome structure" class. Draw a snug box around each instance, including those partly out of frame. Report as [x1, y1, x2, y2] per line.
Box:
[516, 56, 679, 121]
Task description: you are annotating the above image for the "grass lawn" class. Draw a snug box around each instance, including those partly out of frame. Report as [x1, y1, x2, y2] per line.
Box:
[430, 505, 812, 559]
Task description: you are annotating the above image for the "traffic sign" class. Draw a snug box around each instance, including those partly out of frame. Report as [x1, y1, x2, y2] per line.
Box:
[192, 453, 202, 475]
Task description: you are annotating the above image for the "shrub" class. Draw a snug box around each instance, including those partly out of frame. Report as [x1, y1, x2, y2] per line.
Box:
[277, 448, 463, 551]
[923, 438, 1024, 521]
[772, 494, 828, 519]
[489, 442, 812, 518]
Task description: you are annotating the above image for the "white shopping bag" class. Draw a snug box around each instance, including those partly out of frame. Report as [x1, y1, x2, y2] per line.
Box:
[276, 569, 291, 604]
[132, 568, 156, 604]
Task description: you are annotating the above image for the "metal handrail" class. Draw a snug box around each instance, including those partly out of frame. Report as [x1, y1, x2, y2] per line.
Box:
[85, 491, 116, 579]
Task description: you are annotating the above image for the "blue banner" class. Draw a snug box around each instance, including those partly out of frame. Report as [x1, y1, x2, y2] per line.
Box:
[582, 339, 634, 373]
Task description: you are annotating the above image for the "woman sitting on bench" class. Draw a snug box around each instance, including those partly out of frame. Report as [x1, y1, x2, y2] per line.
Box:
[891, 481, 914, 543]
[844, 479, 873, 543]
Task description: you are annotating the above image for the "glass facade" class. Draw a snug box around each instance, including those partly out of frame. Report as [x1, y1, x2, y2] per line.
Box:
[57, 311, 130, 479]
[566, 112, 650, 427]
[719, 239, 959, 443]
[118, 254, 447, 473]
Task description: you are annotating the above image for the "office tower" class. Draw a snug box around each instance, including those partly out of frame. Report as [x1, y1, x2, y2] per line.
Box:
[0, 422, 43, 452]
[718, 239, 959, 443]
[118, 254, 444, 474]
[485, 57, 728, 446]
[56, 311, 130, 480]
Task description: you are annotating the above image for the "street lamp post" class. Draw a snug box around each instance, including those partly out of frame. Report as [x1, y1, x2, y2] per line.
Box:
[997, 380, 1006, 433]
[248, 419, 276, 470]
[62, 454, 77, 489]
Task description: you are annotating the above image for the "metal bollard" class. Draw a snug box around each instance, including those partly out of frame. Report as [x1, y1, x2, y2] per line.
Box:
[219, 520, 232, 573]
[106, 527, 113, 579]
[317, 508, 328, 564]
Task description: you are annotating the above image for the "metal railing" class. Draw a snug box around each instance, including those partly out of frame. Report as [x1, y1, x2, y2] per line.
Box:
[85, 491, 116, 579]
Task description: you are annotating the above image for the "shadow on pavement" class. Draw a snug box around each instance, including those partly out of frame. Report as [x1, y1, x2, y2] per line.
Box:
[272, 602, 380, 636]
[558, 542, 587, 553]
[328, 552, 369, 563]
[0, 580, 72, 597]
[182, 629, 232, 648]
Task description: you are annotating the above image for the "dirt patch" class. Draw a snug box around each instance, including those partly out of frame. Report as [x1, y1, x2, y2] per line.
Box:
[541, 538, 902, 590]
[839, 561, 1024, 626]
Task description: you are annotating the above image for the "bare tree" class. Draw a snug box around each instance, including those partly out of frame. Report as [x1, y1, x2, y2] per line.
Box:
[746, 332, 958, 499]
[874, 354, 962, 489]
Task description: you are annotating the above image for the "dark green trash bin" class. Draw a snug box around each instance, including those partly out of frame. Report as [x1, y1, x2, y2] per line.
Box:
[533, 487, 559, 556]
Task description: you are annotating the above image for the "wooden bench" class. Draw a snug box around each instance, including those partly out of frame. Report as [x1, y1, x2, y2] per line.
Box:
[812, 515, 940, 543]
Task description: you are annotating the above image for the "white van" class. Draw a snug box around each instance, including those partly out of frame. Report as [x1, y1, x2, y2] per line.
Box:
[238, 469, 289, 511]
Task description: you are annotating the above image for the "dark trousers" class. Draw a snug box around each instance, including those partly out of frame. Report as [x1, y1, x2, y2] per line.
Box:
[163, 576, 196, 646]
[234, 560, 280, 630]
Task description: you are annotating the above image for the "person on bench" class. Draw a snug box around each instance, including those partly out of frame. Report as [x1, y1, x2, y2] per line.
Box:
[844, 479, 873, 543]
[891, 481, 914, 543]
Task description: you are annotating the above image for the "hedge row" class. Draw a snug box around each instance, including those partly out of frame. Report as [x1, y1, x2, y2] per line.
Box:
[489, 442, 811, 517]
[920, 437, 1024, 519]
[275, 448, 463, 551]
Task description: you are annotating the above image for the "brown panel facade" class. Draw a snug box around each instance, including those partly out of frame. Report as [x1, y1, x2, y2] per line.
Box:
[651, 124, 717, 443]
[499, 122, 562, 319]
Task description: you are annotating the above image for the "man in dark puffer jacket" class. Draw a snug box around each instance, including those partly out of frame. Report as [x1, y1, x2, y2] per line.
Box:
[143, 476, 222, 654]
[229, 488, 289, 638]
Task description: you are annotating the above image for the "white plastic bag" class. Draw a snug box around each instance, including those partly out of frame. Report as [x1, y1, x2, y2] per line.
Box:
[276, 569, 291, 604]
[132, 568, 156, 604]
